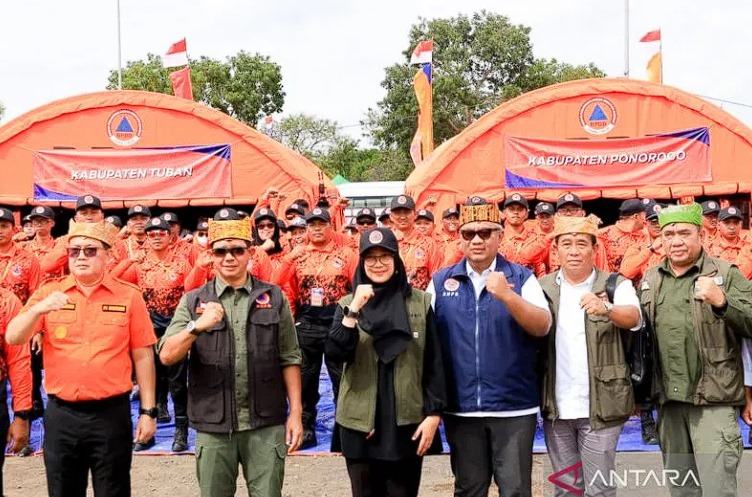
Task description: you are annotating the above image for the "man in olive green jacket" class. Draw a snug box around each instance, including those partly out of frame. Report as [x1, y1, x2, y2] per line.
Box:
[640, 203, 752, 497]
[540, 215, 642, 497]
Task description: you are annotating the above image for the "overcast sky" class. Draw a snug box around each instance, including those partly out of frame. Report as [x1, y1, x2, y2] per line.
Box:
[2, 0, 751, 142]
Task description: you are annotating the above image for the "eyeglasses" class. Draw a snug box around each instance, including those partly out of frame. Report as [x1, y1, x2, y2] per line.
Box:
[364, 254, 394, 266]
[357, 220, 376, 226]
[257, 222, 275, 229]
[147, 229, 169, 238]
[459, 228, 500, 241]
[68, 246, 102, 259]
[212, 246, 247, 258]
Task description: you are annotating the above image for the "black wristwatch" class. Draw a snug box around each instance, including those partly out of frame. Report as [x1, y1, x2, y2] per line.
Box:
[14, 410, 32, 421]
[343, 306, 360, 319]
[139, 407, 158, 419]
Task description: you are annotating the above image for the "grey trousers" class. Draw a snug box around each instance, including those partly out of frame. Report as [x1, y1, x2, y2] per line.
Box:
[543, 418, 623, 497]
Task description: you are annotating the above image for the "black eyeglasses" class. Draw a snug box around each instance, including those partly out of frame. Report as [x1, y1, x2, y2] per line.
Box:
[364, 254, 394, 266]
[68, 246, 102, 259]
[357, 220, 376, 226]
[212, 247, 247, 258]
[256, 222, 275, 229]
[459, 228, 500, 241]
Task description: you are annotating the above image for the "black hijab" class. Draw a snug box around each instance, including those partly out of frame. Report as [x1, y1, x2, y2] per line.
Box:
[354, 228, 413, 364]
[252, 211, 284, 255]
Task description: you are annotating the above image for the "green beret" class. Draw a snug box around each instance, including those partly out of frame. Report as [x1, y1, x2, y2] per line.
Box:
[658, 203, 703, 229]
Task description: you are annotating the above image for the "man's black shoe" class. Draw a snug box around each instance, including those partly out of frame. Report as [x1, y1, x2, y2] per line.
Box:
[133, 437, 156, 452]
[157, 403, 171, 424]
[641, 409, 659, 445]
[172, 417, 189, 452]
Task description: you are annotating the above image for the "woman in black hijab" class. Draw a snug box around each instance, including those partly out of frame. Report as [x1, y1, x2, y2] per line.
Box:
[251, 207, 287, 267]
[327, 227, 446, 497]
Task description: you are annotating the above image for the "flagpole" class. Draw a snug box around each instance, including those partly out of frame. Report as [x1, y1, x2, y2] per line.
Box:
[624, 0, 630, 77]
[116, 0, 122, 89]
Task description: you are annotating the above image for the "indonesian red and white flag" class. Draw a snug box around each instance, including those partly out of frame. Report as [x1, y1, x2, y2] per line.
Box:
[163, 38, 189, 68]
[410, 40, 433, 65]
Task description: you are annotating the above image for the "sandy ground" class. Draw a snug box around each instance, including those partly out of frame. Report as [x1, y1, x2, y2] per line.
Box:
[4, 451, 752, 496]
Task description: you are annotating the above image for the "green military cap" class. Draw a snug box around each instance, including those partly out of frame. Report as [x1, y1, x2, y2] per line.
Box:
[658, 203, 703, 229]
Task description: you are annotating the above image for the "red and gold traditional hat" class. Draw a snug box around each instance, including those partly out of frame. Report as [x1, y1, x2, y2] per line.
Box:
[67, 220, 119, 247]
[208, 219, 252, 244]
[459, 196, 502, 226]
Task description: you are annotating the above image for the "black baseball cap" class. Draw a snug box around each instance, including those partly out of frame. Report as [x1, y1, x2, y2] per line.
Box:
[534, 202, 554, 216]
[701, 200, 720, 215]
[161, 212, 180, 224]
[503, 193, 529, 209]
[145, 217, 171, 231]
[288, 217, 307, 229]
[442, 207, 459, 219]
[390, 195, 416, 211]
[0, 208, 15, 225]
[253, 208, 277, 223]
[356, 208, 377, 222]
[29, 206, 55, 219]
[277, 219, 288, 232]
[416, 209, 434, 222]
[196, 220, 209, 231]
[556, 193, 583, 210]
[292, 198, 310, 211]
[719, 206, 743, 221]
[213, 208, 240, 221]
[359, 227, 398, 256]
[22, 214, 32, 224]
[378, 208, 391, 221]
[305, 207, 331, 223]
[644, 201, 663, 221]
[105, 215, 123, 228]
[75, 194, 102, 211]
[285, 203, 306, 217]
[619, 199, 645, 217]
[127, 205, 151, 218]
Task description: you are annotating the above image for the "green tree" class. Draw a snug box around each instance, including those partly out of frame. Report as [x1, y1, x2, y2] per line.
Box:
[364, 11, 606, 153]
[274, 113, 339, 157]
[107, 51, 285, 126]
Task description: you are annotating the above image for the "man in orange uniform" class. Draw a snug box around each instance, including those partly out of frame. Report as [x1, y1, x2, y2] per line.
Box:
[599, 199, 650, 272]
[389, 195, 442, 290]
[619, 202, 667, 282]
[531, 202, 555, 276]
[112, 205, 151, 264]
[700, 200, 720, 249]
[161, 212, 200, 266]
[40, 194, 105, 277]
[271, 207, 358, 449]
[288, 217, 308, 248]
[0, 208, 40, 304]
[708, 207, 747, 263]
[378, 208, 392, 228]
[112, 217, 194, 452]
[7, 220, 157, 497]
[23, 206, 61, 281]
[0, 287, 33, 494]
[548, 194, 609, 273]
[499, 194, 547, 275]
[354, 208, 377, 234]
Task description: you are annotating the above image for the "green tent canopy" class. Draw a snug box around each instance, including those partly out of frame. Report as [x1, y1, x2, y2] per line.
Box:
[332, 174, 350, 185]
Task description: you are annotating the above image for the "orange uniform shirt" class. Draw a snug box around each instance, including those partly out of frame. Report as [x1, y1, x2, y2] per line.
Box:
[619, 239, 666, 283]
[112, 236, 149, 264]
[184, 247, 273, 292]
[736, 245, 752, 279]
[272, 241, 358, 317]
[599, 222, 651, 272]
[708, 236, 747, 264]
[0, 243, 41, 304]
[394, 229, 442, 290]
[172, 238, 200, 266]
[499, 225, 548, 275]
[24, 274, 156, 402]
[23, 236, 64, 282]
[1, 289, 32, 411]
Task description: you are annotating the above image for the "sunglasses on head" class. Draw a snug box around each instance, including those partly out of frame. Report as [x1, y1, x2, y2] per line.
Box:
[459, 228, 500, 241]
[256, 222, 275, 229]
[68, 246, 102, 258]
[212, 246, 247, 257]
[146, 229, 169, 238]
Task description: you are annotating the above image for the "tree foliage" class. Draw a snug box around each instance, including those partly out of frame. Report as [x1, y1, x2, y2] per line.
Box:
[107, 52, 285, 126]
[364, 11, 606, 153]
[274, 114, 339, 157]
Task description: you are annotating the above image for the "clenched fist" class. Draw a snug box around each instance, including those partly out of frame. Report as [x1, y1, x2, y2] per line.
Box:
[194, 302, 225, 333]
[351, 284, 375, 311]
[694, 276, 726, 308]
[32, 291, 69, 315]
[486, 272, 515, 302]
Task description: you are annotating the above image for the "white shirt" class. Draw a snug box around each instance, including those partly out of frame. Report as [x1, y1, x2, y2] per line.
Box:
[741, 338, 752, 387]
[426, 259, 551, 418]
[554, 270, 642, 420]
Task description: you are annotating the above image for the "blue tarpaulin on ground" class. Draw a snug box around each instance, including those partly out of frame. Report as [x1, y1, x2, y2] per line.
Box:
[8, 367, 752, 456]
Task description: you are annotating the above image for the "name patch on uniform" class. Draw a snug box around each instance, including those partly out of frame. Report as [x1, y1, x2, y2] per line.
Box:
[61, 303, 76, 311]
[255, 293, 272, 308]
[102, 305, 127, 313]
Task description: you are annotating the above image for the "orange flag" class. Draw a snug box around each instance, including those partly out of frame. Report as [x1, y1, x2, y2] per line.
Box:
[646, 52, 662, 84]
[169, 66, 193, 100]
[412, 64, 434, 163]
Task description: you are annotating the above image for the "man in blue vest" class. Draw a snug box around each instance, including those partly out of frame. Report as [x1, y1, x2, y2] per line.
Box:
[427, 196, 552, 497]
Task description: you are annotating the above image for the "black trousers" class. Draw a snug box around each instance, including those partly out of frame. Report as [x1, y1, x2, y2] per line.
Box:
[296, 319, 342, 431]
[444, 414, 537, 497]
[345, 457, 423, 497]
[31, 349, 44, 406]
[44, 393, 133, 497]
[154, 326, 187, 418]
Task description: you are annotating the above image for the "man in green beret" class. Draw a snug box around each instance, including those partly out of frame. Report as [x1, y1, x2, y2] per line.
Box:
[639, 203, 752, 497]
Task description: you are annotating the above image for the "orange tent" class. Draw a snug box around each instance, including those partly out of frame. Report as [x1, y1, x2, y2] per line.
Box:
[405, 78, 752, 214]
[0, 91, 335, 210]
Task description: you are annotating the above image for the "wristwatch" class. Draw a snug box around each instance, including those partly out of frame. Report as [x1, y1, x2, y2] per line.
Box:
[604, 301, 615, 314]
[139, 407, 158, 419]
[343, 306, 360, 319]
[14, 410, 32, 421]
[186, 320, 200, 336]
